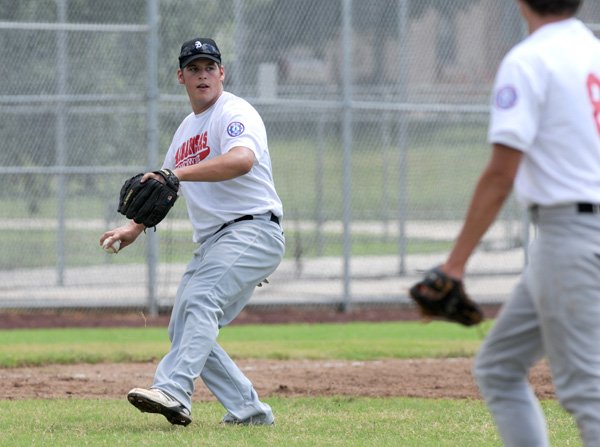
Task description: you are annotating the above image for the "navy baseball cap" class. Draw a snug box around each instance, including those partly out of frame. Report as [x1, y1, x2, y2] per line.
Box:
[178, 38, 221, 68]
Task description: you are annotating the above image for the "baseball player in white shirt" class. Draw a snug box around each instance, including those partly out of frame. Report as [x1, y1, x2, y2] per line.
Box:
[437, 1, 600, 445]
[101, 37, 285, 426]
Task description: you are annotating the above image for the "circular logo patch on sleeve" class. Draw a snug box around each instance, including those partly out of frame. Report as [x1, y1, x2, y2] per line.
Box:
[495, 85, 518, 109]
[227, 122, 245, 137]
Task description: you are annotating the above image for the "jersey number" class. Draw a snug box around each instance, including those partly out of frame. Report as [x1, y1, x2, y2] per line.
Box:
[588, 73, 600, 135]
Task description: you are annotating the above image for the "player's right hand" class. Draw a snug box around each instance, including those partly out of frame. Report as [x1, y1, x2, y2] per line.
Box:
[99, 221, 145, 251]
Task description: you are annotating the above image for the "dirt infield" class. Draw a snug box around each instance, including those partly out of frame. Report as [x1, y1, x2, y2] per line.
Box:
[1, 359, 555, 401]
[0, 306, 555, 401]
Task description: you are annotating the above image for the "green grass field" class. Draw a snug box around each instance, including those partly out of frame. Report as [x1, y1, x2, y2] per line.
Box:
[0, 123, 499, 270]
[0, 398, 580, 447]
[1, 123, 490, 221]
[0, 321, 581, 446]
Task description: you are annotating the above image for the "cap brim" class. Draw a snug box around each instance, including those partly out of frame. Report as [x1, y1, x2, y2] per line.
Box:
[180, 54, 221, 68]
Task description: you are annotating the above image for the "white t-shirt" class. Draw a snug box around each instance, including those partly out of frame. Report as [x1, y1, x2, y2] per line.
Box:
[163, 91, 283, 242]
[488, 18, 600, 206]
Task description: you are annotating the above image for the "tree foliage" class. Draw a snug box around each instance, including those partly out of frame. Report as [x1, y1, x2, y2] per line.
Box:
[0, 0, 485, 204]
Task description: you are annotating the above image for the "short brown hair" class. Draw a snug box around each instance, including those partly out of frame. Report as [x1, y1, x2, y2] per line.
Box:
[521, 0, 582, 15]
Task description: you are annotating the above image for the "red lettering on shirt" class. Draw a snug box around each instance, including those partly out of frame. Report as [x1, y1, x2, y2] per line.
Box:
[175, 131, 211, 168]
[587, 73, 600, 135]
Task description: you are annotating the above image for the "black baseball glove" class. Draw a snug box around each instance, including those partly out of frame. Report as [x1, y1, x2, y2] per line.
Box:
[409, 266, 483, 326]
[118, 168, 180, 228]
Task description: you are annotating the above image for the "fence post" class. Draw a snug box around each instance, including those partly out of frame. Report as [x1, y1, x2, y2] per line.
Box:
[340, 0, 353, 312]
[146, 0, 160, 317]
[315, 113, 326, 256]
[397, 0, 409, 275]
[55, 0, 68, 287]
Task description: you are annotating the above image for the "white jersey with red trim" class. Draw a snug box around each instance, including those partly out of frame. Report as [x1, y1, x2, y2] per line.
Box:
[488, 18, 600, 207]
[163, 91, 283, 242]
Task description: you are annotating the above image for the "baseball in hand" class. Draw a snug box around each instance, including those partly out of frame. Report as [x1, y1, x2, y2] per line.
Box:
[102, 238, 121, 254]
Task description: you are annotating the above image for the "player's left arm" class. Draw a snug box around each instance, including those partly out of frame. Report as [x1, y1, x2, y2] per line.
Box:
[442, 144, 522, 279]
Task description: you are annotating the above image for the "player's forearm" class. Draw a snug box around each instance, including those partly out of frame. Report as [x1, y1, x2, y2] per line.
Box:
[444, 144, 521, 278]
[174, 146, 254, 182]
[444, 167, 514, 278]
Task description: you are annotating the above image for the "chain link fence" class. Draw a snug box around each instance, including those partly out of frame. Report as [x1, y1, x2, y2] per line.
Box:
[1, 0, 599, 313]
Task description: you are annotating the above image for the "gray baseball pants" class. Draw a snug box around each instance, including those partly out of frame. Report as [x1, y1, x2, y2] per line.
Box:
[474, 204, 600, 446]
[151, 213, 285, 420]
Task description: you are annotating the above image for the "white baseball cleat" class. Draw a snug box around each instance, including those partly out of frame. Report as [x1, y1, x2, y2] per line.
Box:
[127, 388, 192, 426]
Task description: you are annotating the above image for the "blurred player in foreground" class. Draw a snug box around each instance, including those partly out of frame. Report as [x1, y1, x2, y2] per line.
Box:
[435, 0, 600, 444]
[100, 37, 284, 426]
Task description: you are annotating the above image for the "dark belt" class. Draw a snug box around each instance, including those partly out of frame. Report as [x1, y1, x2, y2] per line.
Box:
[215, 213, 280, 234]
[530, 203, 600, 214]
